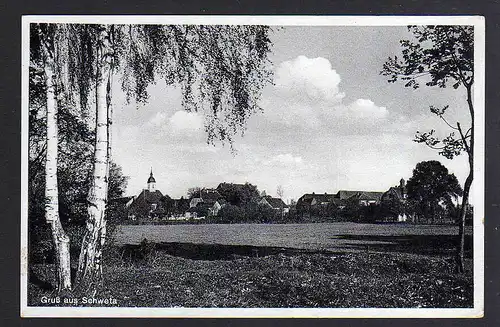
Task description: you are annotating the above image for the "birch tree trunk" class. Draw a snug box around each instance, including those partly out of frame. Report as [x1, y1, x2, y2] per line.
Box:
[75, 26, 112, 293]
[44, 61, 72, 291]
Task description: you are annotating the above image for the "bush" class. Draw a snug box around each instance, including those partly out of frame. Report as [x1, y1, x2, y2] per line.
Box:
[245, 203, 281, 223]
[215, 204, 246, 223]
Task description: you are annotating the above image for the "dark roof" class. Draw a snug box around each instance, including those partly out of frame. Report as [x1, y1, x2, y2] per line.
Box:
[336, 190, 363, 200]
[299, 193, 336, 201]
[351, 191, 384, 201]
[297, 193, 336, 206]
[312, 194, 336, 203]
[263, 197, 287, 209]
[382, 186, 405, 201]
[336, 190, 383, 201]
[200, 189, 222, 203]
[132, 189, 164, 205]
[127, 189, 165, 217]
[108, 196, 134, 205]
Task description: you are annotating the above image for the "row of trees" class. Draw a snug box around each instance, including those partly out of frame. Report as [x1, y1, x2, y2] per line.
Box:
[30, 23, 274, 293]
[211, 203, 285, 224]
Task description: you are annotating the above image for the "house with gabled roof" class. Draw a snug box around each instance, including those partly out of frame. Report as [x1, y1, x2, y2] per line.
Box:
[380, 178, 408, 222]
[339, 191, 383, 206]
[381, 178, 407, 202]
[209, 199, 228, 216]
[189, 188, 223, 208]
[259, 196, 289, 213]
[296, 192, 335, 213]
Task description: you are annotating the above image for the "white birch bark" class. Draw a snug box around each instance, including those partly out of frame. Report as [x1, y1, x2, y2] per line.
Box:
[44, 56, 71, 291]
[76, 26, 112, 292]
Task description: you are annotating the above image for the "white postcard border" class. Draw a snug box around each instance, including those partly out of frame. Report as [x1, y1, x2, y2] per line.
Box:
[20, 15, 485, 318]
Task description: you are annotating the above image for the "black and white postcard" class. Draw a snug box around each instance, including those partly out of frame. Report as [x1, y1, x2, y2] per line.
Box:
[21, 15, 485, 318]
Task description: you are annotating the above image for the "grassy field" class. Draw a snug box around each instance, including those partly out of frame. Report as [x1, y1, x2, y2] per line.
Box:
[28, 222, 474, 308]
[114, 222, 473, 257]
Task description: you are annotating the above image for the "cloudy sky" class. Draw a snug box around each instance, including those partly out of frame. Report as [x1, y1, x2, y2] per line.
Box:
[111, 26, 471, 202]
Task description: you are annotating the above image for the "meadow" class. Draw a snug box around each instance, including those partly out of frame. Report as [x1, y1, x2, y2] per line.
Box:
[28, 222, 474, 308]
[114, 222, 473, 257]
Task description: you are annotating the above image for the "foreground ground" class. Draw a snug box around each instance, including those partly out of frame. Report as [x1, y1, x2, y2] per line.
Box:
[29, 244, 473, 308]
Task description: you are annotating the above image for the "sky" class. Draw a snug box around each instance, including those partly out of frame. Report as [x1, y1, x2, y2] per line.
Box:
[111, 26, 471, 202]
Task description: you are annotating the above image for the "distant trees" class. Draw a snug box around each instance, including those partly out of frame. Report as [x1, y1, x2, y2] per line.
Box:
[406, 160, 462, 223]
[213, 202, 281, 224]
[381, 25, 474, 272]
[216, 182, 261, 207]
[340, 199, 369, 223]
[216, 205, 246, 224]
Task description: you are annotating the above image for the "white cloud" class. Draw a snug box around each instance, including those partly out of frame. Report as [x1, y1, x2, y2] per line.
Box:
[275, 55, 345, 103]
[347, 99, 388, 119]
[259, 56, 391, 133]
[169, 111, 203, 132]
[147, 110, 204, 133]
[266, 153, 304, 166]
[148, 112, 169, 126]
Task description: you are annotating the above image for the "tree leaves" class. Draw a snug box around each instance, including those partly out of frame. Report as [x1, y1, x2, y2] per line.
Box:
[104, 24, 274, 149]
[381, 26, 474, 90]
[382, 26, 474, 164]
[406, 161, 463, 220]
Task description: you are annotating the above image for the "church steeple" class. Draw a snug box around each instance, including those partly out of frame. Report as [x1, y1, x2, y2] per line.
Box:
[147, 168, 156, 191]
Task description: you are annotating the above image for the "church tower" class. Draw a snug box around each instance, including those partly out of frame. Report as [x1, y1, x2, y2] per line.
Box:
[147, 168, 156, 192]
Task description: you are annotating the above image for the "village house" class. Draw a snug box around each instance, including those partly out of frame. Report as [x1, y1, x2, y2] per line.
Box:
[185, 188, 224, 219]
[380, 178, 408, 222]
[259, 196, 289, 213]
[296, 190, 384, 217]
[209, 199, 228, 216]
[189, 188, 222, 208]
[348, 192, 383, 206]
[295, 193, 337, 218]
[335, 190, 384, 206]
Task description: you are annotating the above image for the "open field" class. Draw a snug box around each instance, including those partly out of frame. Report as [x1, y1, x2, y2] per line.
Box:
[114, 222, 473, 257]
[28, 222, 474, 308]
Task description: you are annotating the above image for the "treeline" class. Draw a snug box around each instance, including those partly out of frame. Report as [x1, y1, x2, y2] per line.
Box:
[210, 203, 286, 224]
[294, 200, 473, 225]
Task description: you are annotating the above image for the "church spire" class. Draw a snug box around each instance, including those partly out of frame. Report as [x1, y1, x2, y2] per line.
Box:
[147, 168, 156, 191]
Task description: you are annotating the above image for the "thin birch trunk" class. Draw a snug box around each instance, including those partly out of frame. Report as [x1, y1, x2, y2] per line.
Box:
[75, 26, 112, 293]
[44, 61, 71, 291]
